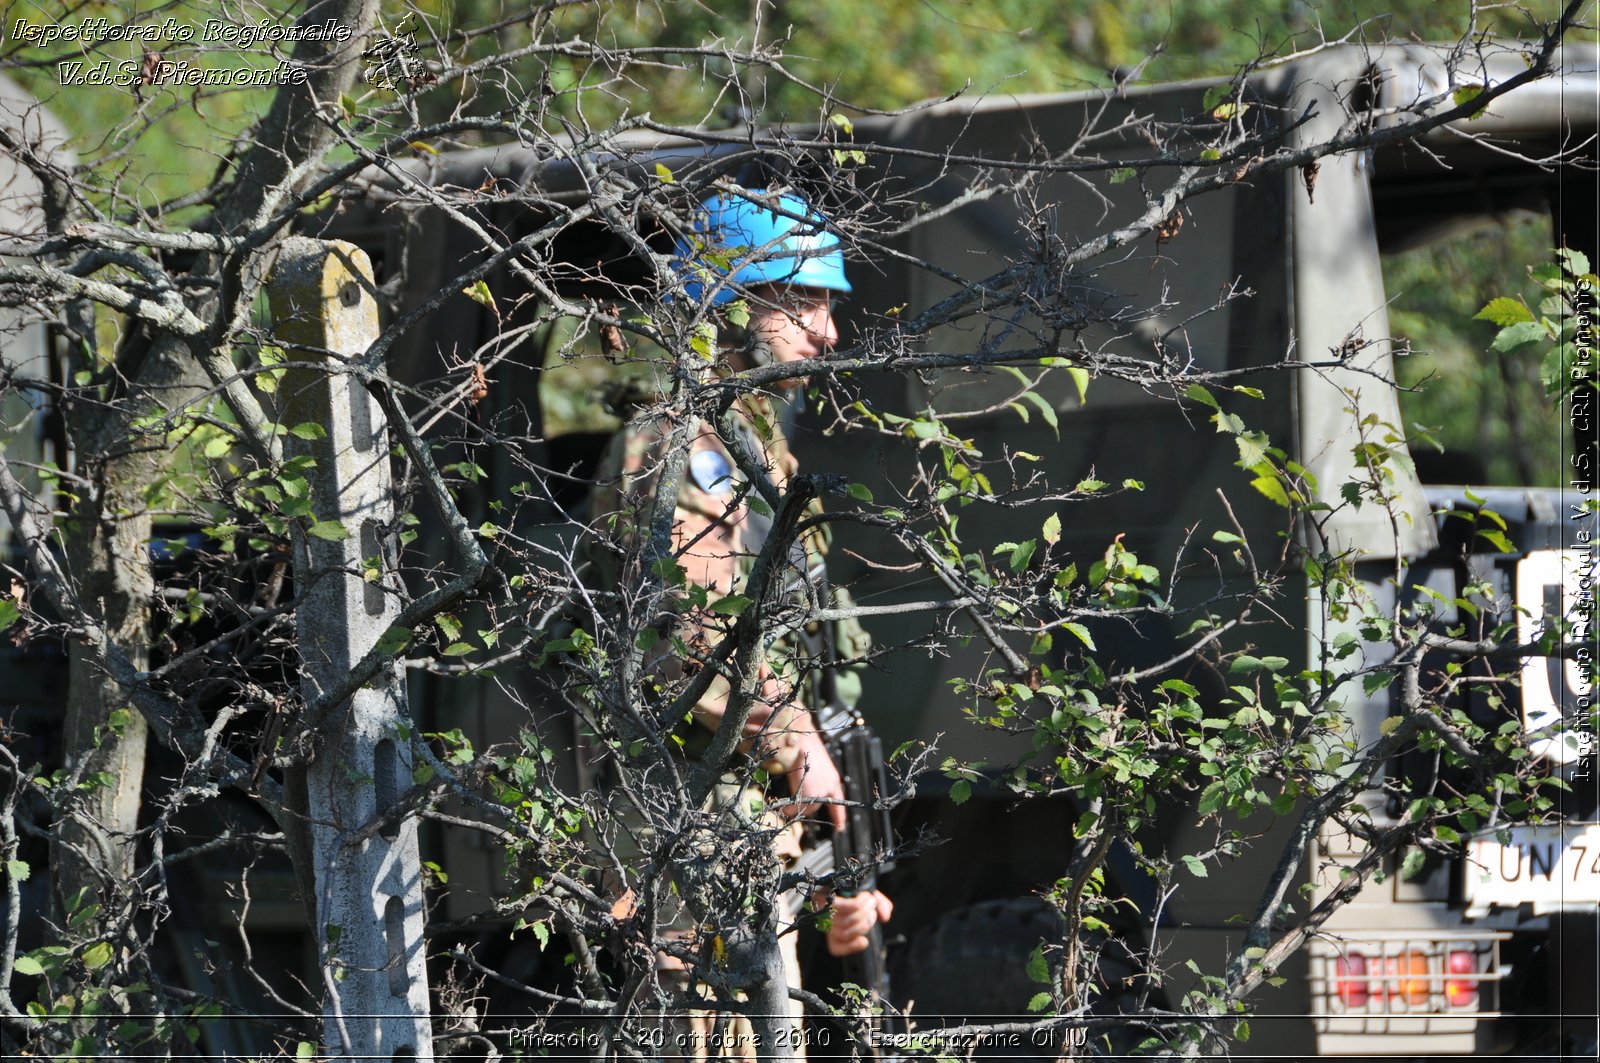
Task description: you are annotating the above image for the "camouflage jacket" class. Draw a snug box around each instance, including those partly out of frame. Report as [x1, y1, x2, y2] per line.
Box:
[587, 394, 868, 762]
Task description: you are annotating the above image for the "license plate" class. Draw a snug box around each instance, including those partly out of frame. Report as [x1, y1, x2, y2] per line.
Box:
[1465, 824, 1600, 915]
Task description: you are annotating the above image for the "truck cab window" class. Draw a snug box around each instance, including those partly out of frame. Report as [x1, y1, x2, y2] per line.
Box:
[1381, 204, 1560, 486]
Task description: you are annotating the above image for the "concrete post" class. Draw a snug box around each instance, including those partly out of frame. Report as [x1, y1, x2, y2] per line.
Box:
[269, 237, 433, 1061]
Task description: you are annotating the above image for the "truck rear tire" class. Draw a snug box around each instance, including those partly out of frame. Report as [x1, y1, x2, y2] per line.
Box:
[894, 897, 1146, 1057]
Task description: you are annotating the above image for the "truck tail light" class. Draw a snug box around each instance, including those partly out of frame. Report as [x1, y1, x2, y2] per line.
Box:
[1445, 949, 1479, 1007]
[1334, 953, 1369, 1007]
[1317, 935, 1503, 1024]
[1393, 950, 1430, 1006]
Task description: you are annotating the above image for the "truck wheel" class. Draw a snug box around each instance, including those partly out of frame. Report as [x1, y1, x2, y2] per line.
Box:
[894, 897, 1145, 1057]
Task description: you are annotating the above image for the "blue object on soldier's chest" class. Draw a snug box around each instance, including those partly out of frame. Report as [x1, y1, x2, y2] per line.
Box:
[689, 448, 736, 494]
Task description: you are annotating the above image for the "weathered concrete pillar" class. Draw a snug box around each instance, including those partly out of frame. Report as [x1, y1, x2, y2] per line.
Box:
[269, 237, 432, 1061]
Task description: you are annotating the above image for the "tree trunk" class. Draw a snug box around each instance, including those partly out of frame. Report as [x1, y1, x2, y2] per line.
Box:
[55, 336, 198, 921]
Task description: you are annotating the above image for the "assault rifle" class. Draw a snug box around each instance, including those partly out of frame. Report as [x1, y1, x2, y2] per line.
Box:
[811, 660, 901, 1052]
[785, 554, 900, 1049]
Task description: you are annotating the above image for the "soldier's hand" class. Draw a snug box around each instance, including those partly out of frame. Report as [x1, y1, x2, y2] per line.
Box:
[823, 890, 894, 958]
[690, 671, 807, 770]
[744, 671, 798, 736]
[784, 733, 847, 832]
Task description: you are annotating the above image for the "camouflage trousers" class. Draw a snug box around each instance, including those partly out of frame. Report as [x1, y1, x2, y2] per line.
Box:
[617, 775, 809, 1061]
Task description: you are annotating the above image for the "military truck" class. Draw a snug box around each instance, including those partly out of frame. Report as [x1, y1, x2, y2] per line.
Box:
[812, 42, 1600, 1058]
[356, 41, 1596, 1058]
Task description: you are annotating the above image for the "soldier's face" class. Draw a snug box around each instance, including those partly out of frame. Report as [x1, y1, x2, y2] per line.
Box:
[748, 285, 838, 385]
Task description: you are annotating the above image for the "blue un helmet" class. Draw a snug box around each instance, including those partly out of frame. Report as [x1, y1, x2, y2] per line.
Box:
[674, 191, 852, 306]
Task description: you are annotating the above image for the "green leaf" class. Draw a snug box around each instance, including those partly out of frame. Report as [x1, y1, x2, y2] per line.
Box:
[1476, 528, 1515, 553]
[1200, 147, 1221, 162]
[1026, 991, 1052, 1013]
[829, 113, 855, 135]
[1234, 432, 1269, 468]
[437, 614, 463, 642]
[13, 955, 44, 976]
[5, 859, 28, 882]
[81, 942, 113, 970]
[1181, 854, 1208, 878]
[1542, 344, 1573, 391]
[1400, 848, 1426, 881]
[1041, 512, 1062, 546]
[1025, 944, 1050, 983]
[654, 162, 675, 184]
[1065, 366, 1090, 404]
[1452, 84, 1485, 114]
[709, 595, 752, 616]
[847, 482, 874, 503]
[307, 520, 350, 542]
[1008, 539, 1037, 572]
[1557, 247, 1591, 276]
[1185, 383, 1220, 411]
[690, 322, 718, 361]
[289, 422, 328, 441]
[1229, 654, 1289, 673]
[1020, 391, 1059, 437]
[0, 600, 20, 634]
[1202, 83, 1232, 112]
[1531, 263, 1565, 286]
[1490, 319, 1546, 353]
[375, 626, 413, 656]
[1474, 297, 1533, 326]
[1109, 167, 1136, 185]
[1062, 622, 1096, 651]
[1248, 474, 1291, 508]
[297, 1043, 317, 1061]
[949, 778, 971, 805]
[203, 435, 233, 459]
[462, 279, 497, 313]
[442, 642, 474, 657]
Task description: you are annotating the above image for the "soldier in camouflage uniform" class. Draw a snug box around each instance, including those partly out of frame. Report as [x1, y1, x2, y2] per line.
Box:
[587, 191, 891, 1057]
